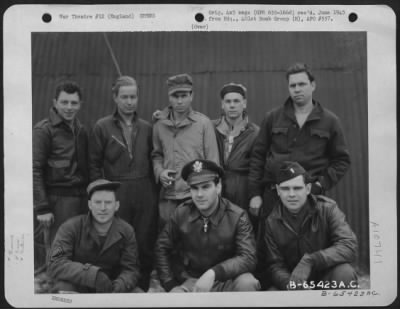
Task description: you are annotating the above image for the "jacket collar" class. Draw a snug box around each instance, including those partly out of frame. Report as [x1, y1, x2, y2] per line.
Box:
[271, 194, 319, 221]
[84, 212, 123, 254]
[158, 106, 197, 126]
[112, 108, 138, 125]
[49, 107, 81, 128]
[283, 98, 323, 123]
[187, 197, 227, 226]
[215, 115, 249, 137]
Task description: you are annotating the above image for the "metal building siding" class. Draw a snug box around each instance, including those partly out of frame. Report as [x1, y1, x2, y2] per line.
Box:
[31, 31, 369, 270]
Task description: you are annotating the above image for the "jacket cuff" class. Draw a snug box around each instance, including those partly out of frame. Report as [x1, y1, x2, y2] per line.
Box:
[211, 264, 226, 282]
[249, 186, 263, 199]
[113, 278, 130, 292]
[163, 279, 179, 292]
[309, 252, 325, 271]
[35, 203, 51, 215]
[84, 264, 100, 288]
[154, 166, 164, 184]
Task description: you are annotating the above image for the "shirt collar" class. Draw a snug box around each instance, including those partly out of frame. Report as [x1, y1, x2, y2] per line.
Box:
[158, 106, 196, 127]
[215, 115, 248, 136]
[84, 212, 123, 252]
[187, 197, 226, 226]
[112, 108, 137, 124]
[283, 98, 323, 123]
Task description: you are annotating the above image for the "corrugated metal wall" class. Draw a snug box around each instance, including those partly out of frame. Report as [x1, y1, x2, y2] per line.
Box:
[32, 31, 369, 271]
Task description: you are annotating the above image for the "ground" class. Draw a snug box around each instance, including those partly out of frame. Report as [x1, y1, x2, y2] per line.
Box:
[34, 269, 370, 293]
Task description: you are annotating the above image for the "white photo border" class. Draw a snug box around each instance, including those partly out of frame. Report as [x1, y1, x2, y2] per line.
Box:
[3, 4, 397, 307]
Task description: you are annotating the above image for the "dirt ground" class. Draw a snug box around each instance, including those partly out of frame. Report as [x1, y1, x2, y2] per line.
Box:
[35, 270, 370, 294]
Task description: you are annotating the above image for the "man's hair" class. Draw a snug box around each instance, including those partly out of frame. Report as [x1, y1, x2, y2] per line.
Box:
[112, 75, 138, 96]
[54, 81, 83, 100]
[213, 176, 221, 185]
[285, 63, 315, 82]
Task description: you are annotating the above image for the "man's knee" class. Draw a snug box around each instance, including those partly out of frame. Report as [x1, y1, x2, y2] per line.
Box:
[232, 273, 261, 291]
[51, 280, 80, 293]
[324, 263, 358, 288]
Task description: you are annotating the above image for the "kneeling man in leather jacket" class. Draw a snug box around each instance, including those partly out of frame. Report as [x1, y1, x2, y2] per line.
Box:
[263, 161, 358, 290]
[155, 159, 260, 292]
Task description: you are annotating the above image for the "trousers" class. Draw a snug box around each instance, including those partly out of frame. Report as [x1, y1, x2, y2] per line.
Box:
[34, 195, 87, 271]
[170, 273, 260, 292]
[115, 177, 159, 291]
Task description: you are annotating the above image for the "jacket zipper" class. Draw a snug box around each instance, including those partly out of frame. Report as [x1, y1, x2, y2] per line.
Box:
[111, 135, 127, 149]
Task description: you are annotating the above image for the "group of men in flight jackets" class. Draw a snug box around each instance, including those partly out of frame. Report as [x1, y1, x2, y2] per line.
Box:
[33, 62, 358, 293]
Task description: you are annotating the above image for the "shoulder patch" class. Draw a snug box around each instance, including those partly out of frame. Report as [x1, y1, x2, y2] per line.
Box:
[50, 246, 65, 261]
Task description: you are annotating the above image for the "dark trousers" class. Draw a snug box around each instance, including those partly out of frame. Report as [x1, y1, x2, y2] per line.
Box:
[313, 263, 358, 289]
[34, 195, 87, 272]
[116, 177, 159, 291]
[254, 187, 280, 290]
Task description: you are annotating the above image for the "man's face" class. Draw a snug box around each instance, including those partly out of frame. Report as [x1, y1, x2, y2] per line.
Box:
[114, 85, 138, 117]
[276, 175, 311, 213]
[221, 92, 247, 121]
[190, 180, 221, 216]
[88, 190, 120, 225]
[288, 72, 315, 106]
[169, 91, 193, 114]
[53, 91, 81, 123]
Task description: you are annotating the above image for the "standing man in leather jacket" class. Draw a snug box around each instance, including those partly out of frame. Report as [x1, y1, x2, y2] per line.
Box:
[213, 82, 259, 212]
[263, 161, 358, 290]
[249, 62, 351, 219]
[89, 76, 158, 291]
[155, 159, 260, 292]
[33, 80, 89, 269]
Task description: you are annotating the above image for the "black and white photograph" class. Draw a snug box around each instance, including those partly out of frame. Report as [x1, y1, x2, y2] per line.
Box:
[3, 4, 397, 307]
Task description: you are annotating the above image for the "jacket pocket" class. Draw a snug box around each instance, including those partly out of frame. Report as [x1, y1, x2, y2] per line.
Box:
[271, 127, 289, 153]
[309, 128, 330, 155]
[47, 159, 70, 182]
[105, 137, 126, 163]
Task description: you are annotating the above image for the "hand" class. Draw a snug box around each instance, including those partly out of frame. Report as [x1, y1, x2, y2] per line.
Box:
[249, 196, 263, 217]
[289, 254, 313, 288]
[37, 213, 54, 228]
[152, 109, 162, 121]
[193, 269, 215, 292]
[95, 271, 113, 293]
[112, 280, 124, 293]
[160, 169, 177, 188]
[311, 181, 323, 195]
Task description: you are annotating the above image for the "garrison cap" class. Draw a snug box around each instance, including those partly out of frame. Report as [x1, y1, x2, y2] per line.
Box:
[181, 159, 224, 185]
[167, 73, 193, 95]
[220, 82, 247, 99]
[87, 179, 121, 198]
[275, 161, 307, 185]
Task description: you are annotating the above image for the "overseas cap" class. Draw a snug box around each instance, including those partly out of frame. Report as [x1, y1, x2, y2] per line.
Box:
[167, 73, 193, 95]
[220, 82, 247, 99]
[87, 179, 121, 198]
[181, 159, 224, 185]
[275, 161, 307, 185]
